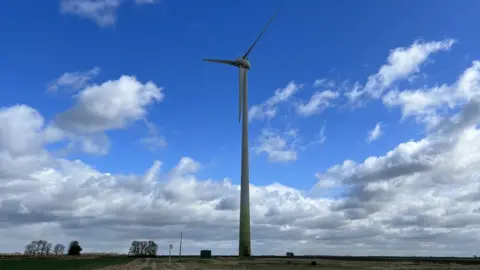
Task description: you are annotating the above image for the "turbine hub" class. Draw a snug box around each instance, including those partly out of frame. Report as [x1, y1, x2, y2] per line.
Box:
[236, 58, 251, 69]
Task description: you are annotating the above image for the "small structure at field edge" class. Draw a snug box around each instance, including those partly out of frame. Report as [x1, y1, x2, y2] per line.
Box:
[200, 250, 212, 258]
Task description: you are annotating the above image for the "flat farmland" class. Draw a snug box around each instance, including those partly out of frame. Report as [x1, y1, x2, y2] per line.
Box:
[158, 258, 480, 270]
[1, 257, 480, 270]
[0, 256, 135, 270]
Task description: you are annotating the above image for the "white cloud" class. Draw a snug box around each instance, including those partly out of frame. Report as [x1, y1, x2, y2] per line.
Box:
[383, 61, 480, 129]
[249, 81, 303, 121]
[367, 122, 383, 143]
[75, 133, 112, 156]
[60, 0, 122, 27]
[60, 0, 156, 27]
[55, 75, 164, 155]
[2, 95, 480, 255]
[1, 148, 333, 254]
[309, 56, 480, 255]
[135, 0, 156, 4]
[0, 105, 59, 180]
[296, 90, 339, 117]
[313, 98, 480, 225]
[55, 75, 164, 134]
[367, 39, 455, 95]
[252, 128, 299, 163]
[318, 123, 326, 144]
[306, 123, 327, 147]
[170, 157, 201, 177]
[0, 105, 63, 157]
[344, 82, 364, 105]
[313, 78, 335, 88]
[46, 71, 166, 155]
[346, 39, 456, 103]
[313, 79, 326, 88]
[138, 119, 167, 151]
[138, 135, 167, 151]
[48, 67, 100, 92]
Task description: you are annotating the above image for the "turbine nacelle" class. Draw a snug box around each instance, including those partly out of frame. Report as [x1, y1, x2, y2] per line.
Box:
[236, 58, 251, 69]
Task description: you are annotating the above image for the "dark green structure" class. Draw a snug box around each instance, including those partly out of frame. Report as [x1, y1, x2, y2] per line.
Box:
[200, 250, 212, 258]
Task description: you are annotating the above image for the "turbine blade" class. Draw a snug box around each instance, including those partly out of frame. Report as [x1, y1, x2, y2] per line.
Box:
[239, 68, 245, 123]
[242, 4, 283, 59]
[202, 58, 237, 66]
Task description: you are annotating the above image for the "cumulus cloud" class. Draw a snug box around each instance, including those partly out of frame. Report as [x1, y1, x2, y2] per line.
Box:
[367, 122, 383, 143]
[310, 101, 480, 250]
[0, 105, 60, 180]
[310, 55, 480, 254]
[249, 81, 303, 121]
[60, 0, 157, 27]
[383, 61, 480, 129]
[2, 95, 480, 255]
[345, 39, 456, 103]
[47, 70, 165, 155]
[296, 90, 339, 117]
[71, 133, 112, 156]
[47, 67, 101, 92]
[0, 105, 62, 157]
[366, 39, 455, 97]
[252, 128, 299, 163]
[55, 75, 163, 133]
[0, 112, 330, 254]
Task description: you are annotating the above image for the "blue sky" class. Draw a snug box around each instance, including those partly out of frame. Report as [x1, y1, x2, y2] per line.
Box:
[2, 0, 475, 189]
[2, 0, 480, 255]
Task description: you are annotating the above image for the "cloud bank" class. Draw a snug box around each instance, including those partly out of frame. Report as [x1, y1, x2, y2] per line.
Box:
[3, 39, 480, 257]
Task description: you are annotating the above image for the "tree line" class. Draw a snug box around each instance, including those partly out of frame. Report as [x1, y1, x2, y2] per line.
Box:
[23, 239, 158, 256]
[24, 240, 82, 256]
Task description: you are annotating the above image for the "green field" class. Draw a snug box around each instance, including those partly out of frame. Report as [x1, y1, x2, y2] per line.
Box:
[0, 257, 135, 270]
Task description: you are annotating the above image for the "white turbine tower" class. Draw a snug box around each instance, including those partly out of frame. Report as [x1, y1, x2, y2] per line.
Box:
[202, 5, 282, 258]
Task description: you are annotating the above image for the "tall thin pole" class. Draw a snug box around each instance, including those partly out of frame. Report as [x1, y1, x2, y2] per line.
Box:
[238, 67, 251, 258]
[179, 232, 183, 261]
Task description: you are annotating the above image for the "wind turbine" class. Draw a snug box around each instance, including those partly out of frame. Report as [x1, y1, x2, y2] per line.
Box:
[202, 5, 282, 258]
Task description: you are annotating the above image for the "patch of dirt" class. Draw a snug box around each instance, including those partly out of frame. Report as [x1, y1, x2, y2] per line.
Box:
[91, 258, 480, 270]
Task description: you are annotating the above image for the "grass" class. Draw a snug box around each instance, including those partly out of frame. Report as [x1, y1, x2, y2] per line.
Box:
[0, 256, 135, 270]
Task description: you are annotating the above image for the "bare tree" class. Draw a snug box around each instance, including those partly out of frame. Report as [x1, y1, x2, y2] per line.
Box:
[24, 240, 53, 256]
[147, 240, 158, 256]
[33, 241, 41, 255]
[53, 244, 65, 255]
[45, 242, 52, 255]
[129, 241, 139, 256]
[128, 240, 158, 256]
[24, 243, 35, 255]
[39, 240, 51, 255]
